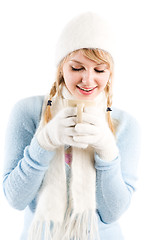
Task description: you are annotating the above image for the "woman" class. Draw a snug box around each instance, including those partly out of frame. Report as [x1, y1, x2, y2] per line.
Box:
[3, 12, 140, 240]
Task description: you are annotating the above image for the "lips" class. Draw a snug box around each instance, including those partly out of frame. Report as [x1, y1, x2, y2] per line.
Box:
[77, 86, 97, 92]
[76, 85, 97, 95]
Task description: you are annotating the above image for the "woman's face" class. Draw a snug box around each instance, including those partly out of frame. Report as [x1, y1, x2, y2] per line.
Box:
[62, 51, 111, 100]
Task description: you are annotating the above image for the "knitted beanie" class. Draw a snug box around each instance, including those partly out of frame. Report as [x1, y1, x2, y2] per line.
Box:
[55, 12, 115, 65]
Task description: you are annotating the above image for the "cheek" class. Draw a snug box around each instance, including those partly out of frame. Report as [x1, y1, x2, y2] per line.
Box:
[63, 69, 72, 84]
[63, 71, 78, 92]
[64, 71, 80, 85]
[98, 75, 110, 89]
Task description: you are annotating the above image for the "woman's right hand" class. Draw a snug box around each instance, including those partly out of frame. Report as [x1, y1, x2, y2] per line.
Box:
[37, 107, 88, 150]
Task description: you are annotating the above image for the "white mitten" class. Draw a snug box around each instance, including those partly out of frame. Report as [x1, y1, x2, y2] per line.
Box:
[37, 107, 88, 151]
[73, 107, 119, 162]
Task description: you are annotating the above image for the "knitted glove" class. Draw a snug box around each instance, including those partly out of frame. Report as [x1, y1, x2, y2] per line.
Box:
[37, 107, 88, 151]
[73, 107, 119, 162]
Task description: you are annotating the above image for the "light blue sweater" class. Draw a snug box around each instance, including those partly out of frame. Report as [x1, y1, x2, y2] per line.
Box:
[3, 96, 140, 240]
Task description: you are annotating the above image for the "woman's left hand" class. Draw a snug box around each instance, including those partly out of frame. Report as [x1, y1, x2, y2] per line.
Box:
[73, 107, 119, 162]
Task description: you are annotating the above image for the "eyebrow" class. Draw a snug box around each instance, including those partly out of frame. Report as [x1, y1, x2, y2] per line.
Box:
[69, 60, 107, 66]
[69, 60, 83, 64]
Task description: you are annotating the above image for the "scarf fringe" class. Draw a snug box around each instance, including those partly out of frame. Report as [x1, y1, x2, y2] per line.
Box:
[28, 220, 63, 240]
[28, 221, 43, 240]
[28, 211, 99, 240]
[62, 210, 99, 240]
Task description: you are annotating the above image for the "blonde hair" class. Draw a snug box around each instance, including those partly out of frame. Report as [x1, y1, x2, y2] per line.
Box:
[44, 48, 115, 134]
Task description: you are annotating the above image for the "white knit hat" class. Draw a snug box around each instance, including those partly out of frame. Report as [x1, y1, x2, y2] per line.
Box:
[55, 12, 115, 65]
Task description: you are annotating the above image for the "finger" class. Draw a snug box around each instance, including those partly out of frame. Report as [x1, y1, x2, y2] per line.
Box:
[62, 117, 77, 127]
[75, 123, 99, 134]
[63, 136, 88, 149]
[82, 112, 101, 126]
[72, 142, 88, 149]
[73, 135, 97, 144]
[64, 127, 78, 136]
[59, 107, 77, 119]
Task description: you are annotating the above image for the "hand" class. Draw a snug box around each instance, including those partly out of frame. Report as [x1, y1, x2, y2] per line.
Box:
[73, 107, 119, 162]
[37, 107, 88, 151]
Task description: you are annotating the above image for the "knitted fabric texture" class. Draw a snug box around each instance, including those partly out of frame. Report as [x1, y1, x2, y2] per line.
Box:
[55, 12, 115, 65]
[27, 89, 110, 240]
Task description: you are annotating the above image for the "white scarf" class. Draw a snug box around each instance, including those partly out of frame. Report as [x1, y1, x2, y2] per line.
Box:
[28, 87, 107, 240]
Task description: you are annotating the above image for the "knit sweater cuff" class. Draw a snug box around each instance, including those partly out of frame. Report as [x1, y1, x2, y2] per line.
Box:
[94, 152, 120, 170]
[27, 136, 55, 169]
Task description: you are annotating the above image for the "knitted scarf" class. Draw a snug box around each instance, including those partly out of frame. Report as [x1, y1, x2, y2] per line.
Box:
[28, 87, 107, 240]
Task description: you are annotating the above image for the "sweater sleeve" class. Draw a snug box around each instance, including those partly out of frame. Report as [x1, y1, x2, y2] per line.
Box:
[95, 110, 141, 224]
[3, 96, 55, 210]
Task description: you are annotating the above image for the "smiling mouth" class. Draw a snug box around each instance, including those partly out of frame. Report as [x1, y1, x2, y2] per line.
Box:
[76, 86, 97, 92]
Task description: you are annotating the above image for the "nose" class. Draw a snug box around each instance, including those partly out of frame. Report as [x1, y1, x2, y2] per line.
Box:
[82, 70, 94, 85]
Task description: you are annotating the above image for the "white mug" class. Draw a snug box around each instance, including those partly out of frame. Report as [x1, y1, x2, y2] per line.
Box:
[67, 99, 95, 123]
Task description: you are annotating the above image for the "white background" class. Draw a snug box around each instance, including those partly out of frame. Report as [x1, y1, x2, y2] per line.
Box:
[0, 0, 160, 239]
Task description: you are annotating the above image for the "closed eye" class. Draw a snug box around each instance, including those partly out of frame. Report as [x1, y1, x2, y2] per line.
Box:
[71, 67, 84, 71]
[71, 67, 105, 73]
[94, 69, 105, 73]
